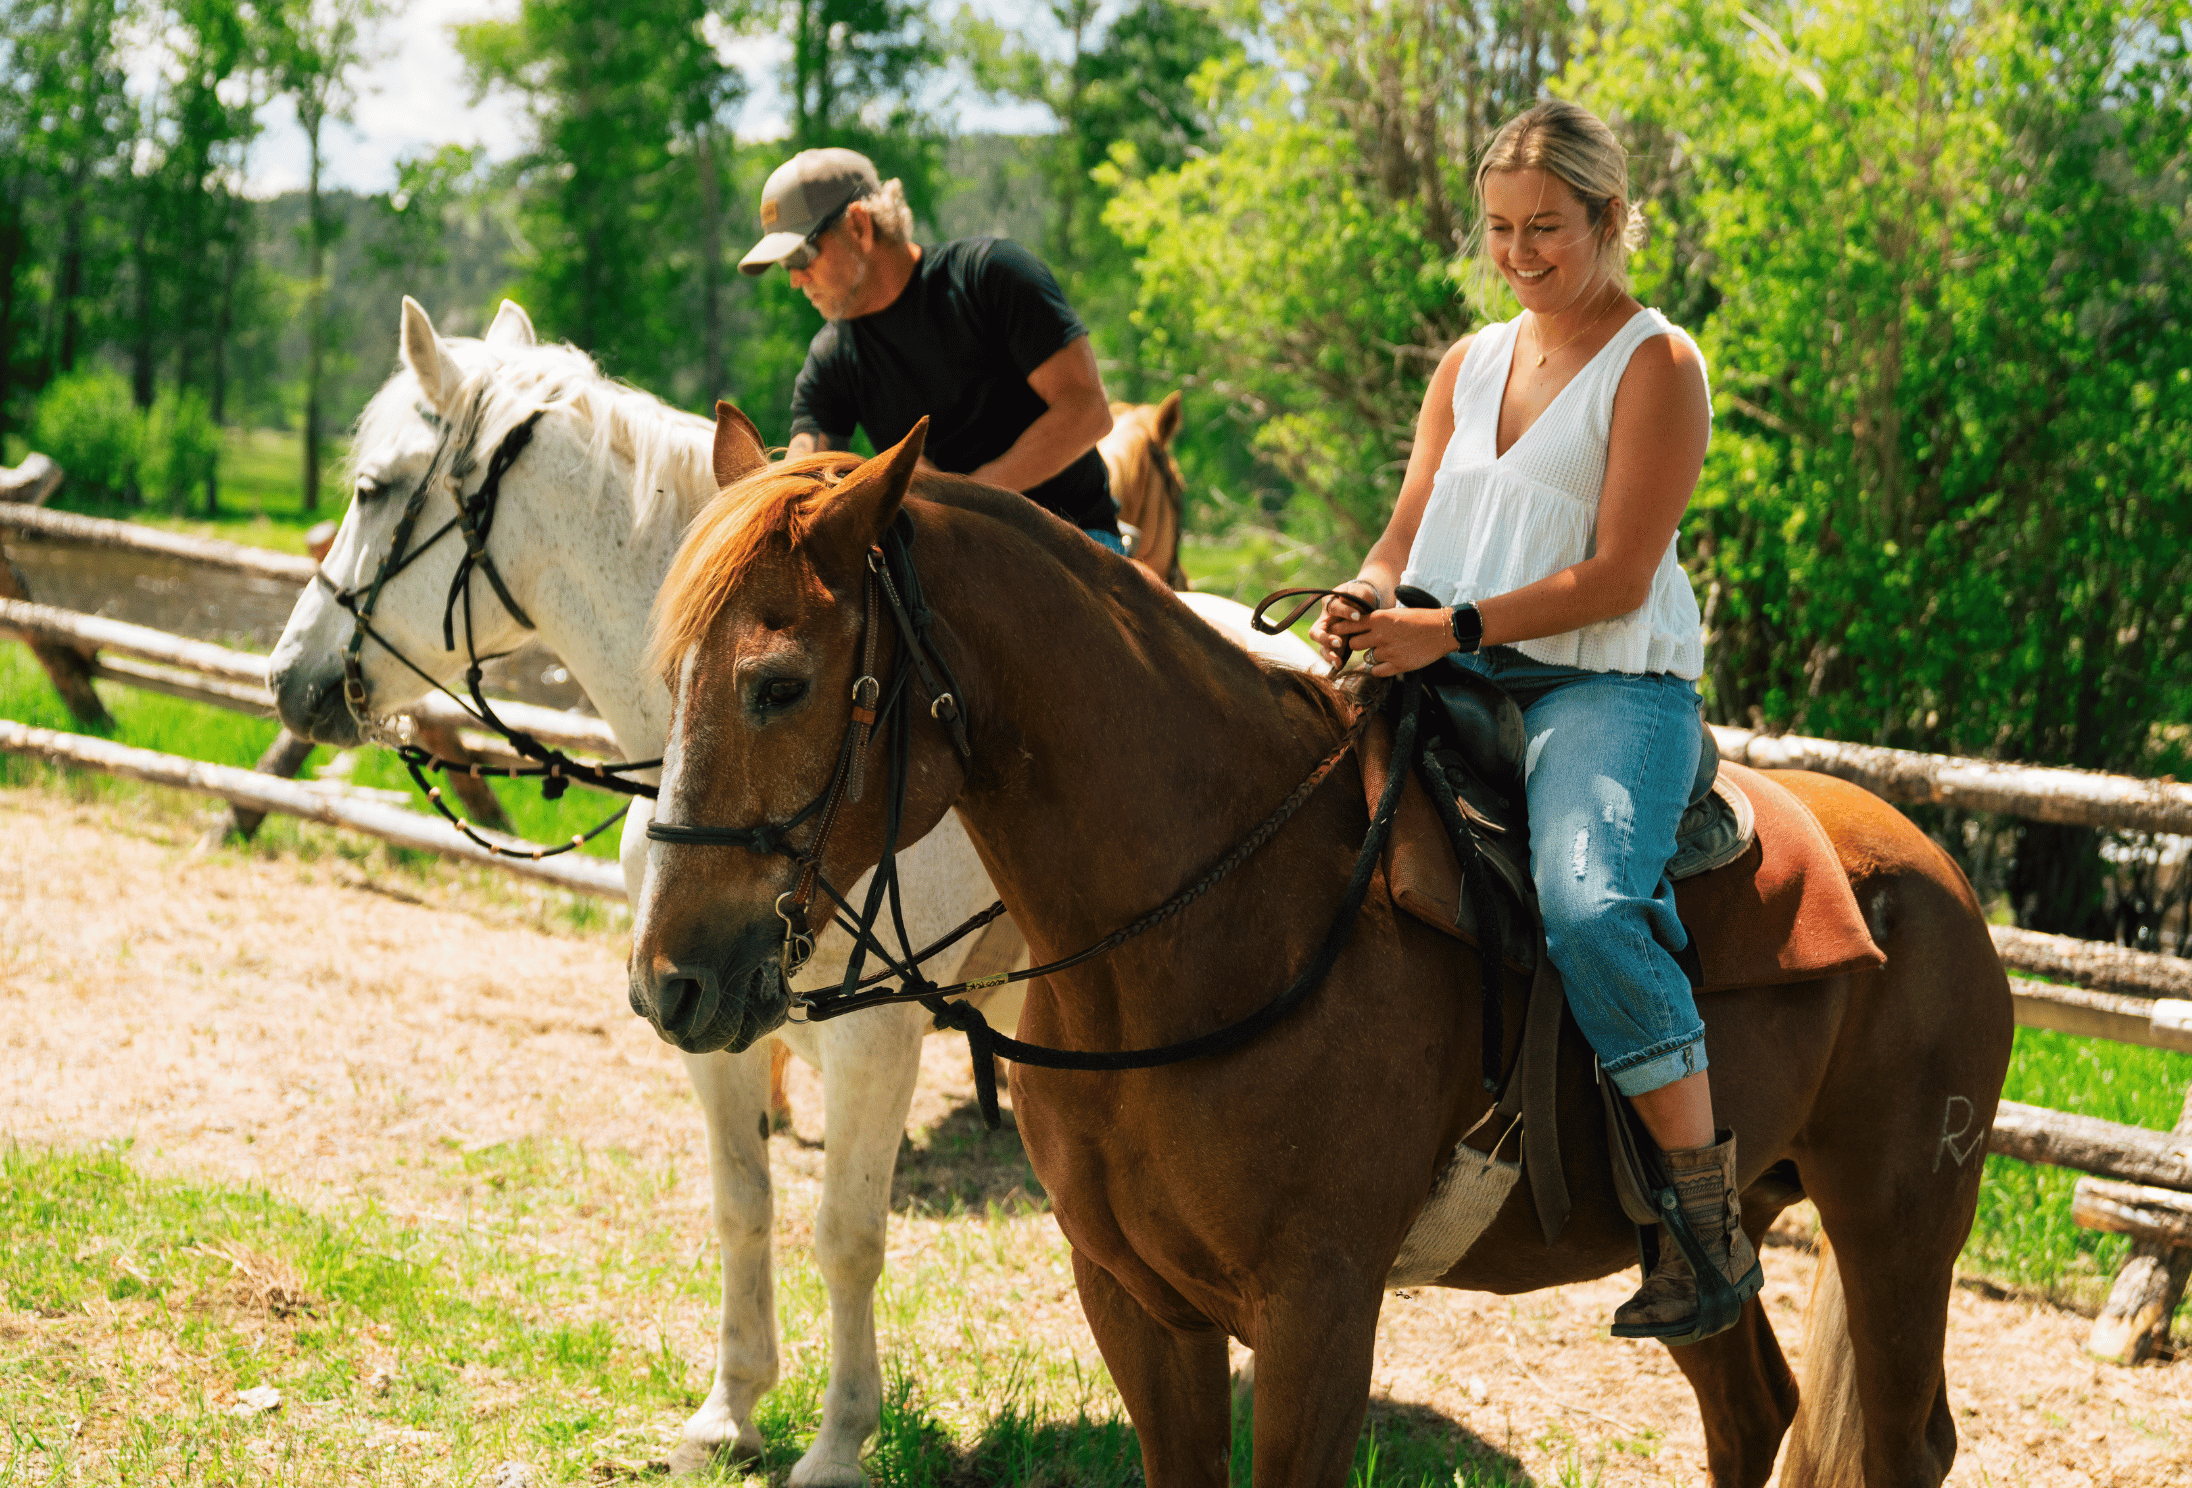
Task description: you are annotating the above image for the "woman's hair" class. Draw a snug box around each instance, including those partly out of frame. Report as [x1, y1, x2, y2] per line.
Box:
[1461, 100, 1647, 311]
[855, 178, 915, 248]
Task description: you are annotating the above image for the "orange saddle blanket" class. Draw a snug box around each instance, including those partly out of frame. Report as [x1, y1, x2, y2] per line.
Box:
[1365, 721, 1885, 993]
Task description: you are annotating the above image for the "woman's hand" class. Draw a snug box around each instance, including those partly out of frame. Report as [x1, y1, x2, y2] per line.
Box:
[1350, 605, 1463, 677]
[1309, 580, 1385, 667]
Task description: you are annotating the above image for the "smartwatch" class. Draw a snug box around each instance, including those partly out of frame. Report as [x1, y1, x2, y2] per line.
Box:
[1447, 601, 1484, 654]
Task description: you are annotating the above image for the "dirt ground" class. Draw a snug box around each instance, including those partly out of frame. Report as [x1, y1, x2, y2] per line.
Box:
[2, 787, 2186, 1486]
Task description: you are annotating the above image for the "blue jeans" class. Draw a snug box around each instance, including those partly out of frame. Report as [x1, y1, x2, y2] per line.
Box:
[1084, 527, 1127, 555]
[1452, 648, 1707, 1096]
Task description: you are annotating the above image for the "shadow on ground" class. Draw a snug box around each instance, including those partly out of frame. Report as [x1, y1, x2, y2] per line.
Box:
[891, 1098, 1047, 1214]
[848, 1394, 1531, 1487]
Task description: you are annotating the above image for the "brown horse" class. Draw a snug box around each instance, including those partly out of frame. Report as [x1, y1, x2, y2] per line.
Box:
[1100, 391, 1189, 588]
[629, 420, 2012, 1488]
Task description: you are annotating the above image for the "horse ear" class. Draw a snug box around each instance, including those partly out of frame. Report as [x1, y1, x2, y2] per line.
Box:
[808, 418, 927, 581]
[712, 400, 767, 487]
[484, 299, 537, 349]
[400, 296, 464, 413]
[1154, 390, 1183, 447]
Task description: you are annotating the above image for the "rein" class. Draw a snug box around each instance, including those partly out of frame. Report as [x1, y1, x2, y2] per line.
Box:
[317, 387, 664, 861]
[646, 508, 1422, 1129]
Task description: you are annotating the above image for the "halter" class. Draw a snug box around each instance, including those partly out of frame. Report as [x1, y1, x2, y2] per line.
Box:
[316, 385, 662, 860]
[645, 508, 1416, 1129]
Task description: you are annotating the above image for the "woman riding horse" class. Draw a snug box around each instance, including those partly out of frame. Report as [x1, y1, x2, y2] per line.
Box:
[1312, 100, 1754, 1343]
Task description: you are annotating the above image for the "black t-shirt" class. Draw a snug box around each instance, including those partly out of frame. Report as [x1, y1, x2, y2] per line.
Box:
[789, 237, 1117, 533]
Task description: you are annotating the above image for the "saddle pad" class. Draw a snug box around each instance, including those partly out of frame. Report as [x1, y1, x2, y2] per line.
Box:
[1675, 762, 1886, 991]
[1364, 714, 1886, 991]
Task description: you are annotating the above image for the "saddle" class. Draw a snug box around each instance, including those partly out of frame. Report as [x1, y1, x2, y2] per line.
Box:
[1357, 645, 1886, 1257]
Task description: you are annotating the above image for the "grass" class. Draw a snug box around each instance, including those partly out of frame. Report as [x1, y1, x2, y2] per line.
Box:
[20, 426, 345, 556]
[1963, 1026, 2192, 1307]
[0, 1141, 1531, 1487]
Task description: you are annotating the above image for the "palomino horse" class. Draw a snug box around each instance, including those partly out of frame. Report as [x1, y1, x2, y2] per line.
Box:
[1099, 391, 1187, 588]
[629, 421, 2013, 1487]
[267, 298, 1313, 1482]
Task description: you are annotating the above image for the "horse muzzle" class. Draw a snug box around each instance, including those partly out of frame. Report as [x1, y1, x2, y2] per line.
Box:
[269, 658, 369, 747]
[627, 921, 792, 1054]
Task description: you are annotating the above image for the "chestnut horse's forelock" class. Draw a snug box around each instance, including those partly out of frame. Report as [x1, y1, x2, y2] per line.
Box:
[647, 452, 863, 677]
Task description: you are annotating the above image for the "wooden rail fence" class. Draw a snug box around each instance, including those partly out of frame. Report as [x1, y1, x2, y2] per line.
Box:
[3, 501, 2192, 1361]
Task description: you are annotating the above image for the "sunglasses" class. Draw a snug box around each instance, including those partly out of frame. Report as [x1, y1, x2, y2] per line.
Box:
[780, 199, 855, 273]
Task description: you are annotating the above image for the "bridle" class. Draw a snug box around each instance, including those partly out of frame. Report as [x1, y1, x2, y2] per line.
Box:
[645, 510, 1422, 1128]
[316, 383, 662, 859]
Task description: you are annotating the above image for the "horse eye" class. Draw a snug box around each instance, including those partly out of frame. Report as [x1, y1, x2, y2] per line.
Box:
[760, 677, 807, 711]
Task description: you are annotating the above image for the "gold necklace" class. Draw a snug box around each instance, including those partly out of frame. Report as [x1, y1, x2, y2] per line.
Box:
[1531, 286, 1618, 368]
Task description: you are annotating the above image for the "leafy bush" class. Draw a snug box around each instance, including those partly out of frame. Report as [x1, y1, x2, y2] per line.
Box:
[140, 387, 220, 513]
[28, 366, 142, 500]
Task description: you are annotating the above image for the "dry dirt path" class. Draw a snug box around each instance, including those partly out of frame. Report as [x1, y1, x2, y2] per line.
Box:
[1, 787, 2185, 1485]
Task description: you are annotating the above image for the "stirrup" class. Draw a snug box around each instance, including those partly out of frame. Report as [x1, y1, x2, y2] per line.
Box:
[1608, 1185, 1764, 1346]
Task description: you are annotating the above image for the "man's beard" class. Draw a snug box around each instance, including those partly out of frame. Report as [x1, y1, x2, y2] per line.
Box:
[812, 253, 872, 322]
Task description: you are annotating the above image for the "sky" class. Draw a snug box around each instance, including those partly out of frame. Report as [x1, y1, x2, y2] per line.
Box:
[241, 0, 1067, 198]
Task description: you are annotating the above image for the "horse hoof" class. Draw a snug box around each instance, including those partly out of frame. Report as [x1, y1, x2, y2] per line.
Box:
[788, 1453, 867, 1488]
[667, 1430, 760, 1478]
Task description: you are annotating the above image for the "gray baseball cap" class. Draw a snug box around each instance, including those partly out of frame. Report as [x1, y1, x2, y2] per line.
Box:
[737, 148, 880, 276]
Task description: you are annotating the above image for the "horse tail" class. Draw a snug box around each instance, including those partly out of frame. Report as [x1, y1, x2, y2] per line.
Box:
[1781, 1232, 1865, 1487]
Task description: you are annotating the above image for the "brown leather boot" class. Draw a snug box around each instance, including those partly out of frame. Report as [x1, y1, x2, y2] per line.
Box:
[1610, 1128, 1763, 1345]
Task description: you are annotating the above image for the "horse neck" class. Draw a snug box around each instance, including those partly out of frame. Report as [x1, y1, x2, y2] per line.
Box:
[496, 415, 704, 760]
[931, 507, 1352, 984]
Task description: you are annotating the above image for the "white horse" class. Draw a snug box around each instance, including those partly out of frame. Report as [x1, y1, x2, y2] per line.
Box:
[267, 296, 1315, 1480]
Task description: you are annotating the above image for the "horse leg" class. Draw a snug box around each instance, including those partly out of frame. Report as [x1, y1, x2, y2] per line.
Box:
[669, 1046, 778, 1475]
[1071, 1248, 1233, 1487]
[1243, 1284, 1383, 1488]
[1784, 1051, 1994, 1482]
[788, 1007, 926, 1487]
[1665, 1296, 1800, 1486]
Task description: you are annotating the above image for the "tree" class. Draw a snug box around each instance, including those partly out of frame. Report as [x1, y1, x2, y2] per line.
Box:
[1570, 0, 2192, 937]
[1106, 1, 1571, 552]
[458, 0, 743, 400]
[271, 0, 384, 513]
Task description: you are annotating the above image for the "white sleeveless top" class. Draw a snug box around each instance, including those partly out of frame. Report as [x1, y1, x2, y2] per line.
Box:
[1400, 307, 1706, 679]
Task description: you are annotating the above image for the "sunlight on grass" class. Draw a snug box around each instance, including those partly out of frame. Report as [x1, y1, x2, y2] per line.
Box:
[1961, 1027, 2192, 1304]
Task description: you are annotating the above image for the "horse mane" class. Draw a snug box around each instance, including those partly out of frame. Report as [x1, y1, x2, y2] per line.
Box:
[649, 452, 869, 675]
[350, 335, 718, 546]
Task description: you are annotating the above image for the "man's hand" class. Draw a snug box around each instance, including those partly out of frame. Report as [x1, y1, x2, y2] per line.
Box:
[967, 336, 1112, 493]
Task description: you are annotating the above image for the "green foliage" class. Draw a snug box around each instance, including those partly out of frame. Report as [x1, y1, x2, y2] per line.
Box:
[28, 364, 140, 498]
[1570, 0, 2192, 933]
[140, 384, 220, 513]
[1106, 2, 1570, 558]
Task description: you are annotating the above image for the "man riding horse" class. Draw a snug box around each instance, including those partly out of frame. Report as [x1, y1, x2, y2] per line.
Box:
[741, 147, 1126, 553]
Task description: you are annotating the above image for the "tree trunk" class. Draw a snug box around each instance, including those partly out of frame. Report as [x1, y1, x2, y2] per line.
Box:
[131, 195, 155, 414]
[302, 105, 325, 514]
[696, 125, 724, 402]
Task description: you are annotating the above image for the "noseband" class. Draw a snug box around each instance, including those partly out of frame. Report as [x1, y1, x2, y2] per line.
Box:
[644, 513, 1418, 1130]
[316, 386, 662, 860]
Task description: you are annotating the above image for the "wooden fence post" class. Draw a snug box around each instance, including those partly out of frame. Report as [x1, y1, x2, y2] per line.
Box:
[0, 485, 112, 729]
[196, 729, 317, 851]
[2088, 1083, 2192, 1364]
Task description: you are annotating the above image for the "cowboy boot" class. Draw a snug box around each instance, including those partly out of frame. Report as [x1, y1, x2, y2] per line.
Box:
[1611, 1128, 1764, 1344]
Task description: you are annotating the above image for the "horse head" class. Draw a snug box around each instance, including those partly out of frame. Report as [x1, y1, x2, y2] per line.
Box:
[629, 416, 991, 1053]
[1098, 390, 1187, 588]
[269, 296, 554, 743]
[268, 295, 714, 747]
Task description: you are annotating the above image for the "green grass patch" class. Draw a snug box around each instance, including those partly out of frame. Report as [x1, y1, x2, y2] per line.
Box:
[1961, 1026, 2192, 1305]
[36, 426, 343, 556]
[0, 1143, 1523, 1486]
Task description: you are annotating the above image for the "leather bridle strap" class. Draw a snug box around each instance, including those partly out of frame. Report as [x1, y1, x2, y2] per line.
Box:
[1250, 585, 1375, 675]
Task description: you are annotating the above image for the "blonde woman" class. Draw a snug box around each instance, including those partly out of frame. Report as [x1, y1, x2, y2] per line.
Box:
[1311, 100, 1759, 1342]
